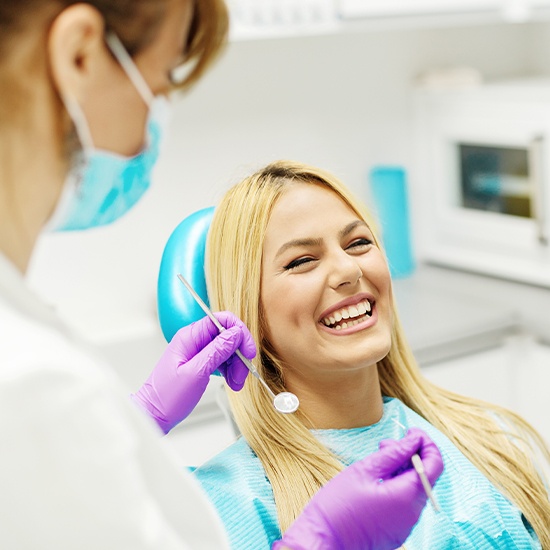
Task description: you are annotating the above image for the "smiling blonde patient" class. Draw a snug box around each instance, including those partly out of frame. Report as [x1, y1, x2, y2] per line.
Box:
[192, 160, 550, 549]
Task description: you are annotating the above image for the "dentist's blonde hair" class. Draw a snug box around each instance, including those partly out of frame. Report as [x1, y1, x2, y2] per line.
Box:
[206, 160, 550, 545]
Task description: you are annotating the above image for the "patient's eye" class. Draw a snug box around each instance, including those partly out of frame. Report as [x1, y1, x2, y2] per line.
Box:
[283, 257, 316, 271]
[346, 238, 372, 251]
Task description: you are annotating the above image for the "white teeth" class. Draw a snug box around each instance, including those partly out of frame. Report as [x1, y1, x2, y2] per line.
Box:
[322, 300, 372, 328]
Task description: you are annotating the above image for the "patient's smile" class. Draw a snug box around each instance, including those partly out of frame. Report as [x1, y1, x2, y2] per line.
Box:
[321, 299, 373, 330]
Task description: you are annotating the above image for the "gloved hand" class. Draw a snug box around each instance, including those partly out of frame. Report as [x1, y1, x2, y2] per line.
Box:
[272, 427, 444, 550]
[131, 312, 256, 434]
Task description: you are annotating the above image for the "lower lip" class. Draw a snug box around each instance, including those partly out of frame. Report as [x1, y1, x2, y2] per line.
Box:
[319, 307, 378, 335]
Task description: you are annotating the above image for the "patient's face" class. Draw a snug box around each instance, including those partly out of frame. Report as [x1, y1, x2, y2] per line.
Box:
[260, 182, 393, 389]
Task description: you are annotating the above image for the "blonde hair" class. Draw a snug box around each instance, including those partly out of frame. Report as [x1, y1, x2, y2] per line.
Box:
[206, 160, 550, 545]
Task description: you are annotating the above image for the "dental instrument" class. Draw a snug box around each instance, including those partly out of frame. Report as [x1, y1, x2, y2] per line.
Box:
[177, 274, 300, 414]
[392, 418, 440, 513]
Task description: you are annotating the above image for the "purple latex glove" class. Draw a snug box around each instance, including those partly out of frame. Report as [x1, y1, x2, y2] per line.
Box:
[272, 427, 444, 550]
[131, 312, 256, 434]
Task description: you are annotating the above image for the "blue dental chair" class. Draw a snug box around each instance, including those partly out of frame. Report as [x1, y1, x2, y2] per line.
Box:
[157, 206, 215, 342]
[157, 206, 239, 436]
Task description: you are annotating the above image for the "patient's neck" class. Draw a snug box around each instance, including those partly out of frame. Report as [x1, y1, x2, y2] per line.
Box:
[288, 365, 384, 430]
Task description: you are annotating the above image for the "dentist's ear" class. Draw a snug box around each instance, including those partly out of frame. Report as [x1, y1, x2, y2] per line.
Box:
[47, 4, 107, 102]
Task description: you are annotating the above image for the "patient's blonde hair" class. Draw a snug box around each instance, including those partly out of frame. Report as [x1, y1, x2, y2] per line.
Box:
[206, 160, 550, 546]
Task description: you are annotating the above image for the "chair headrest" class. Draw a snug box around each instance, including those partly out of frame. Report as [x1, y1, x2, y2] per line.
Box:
[157, 206, 214, 343]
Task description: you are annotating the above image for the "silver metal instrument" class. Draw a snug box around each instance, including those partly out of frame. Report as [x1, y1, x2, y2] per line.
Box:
[393, 418, 440, 513]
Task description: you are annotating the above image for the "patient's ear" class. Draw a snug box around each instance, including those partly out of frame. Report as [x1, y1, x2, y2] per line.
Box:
[48, 3, 108, 102]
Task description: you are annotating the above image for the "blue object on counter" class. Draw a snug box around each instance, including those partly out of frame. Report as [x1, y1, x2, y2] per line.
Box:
[369, 166, 415, 278]
[157, 206, 215, 343]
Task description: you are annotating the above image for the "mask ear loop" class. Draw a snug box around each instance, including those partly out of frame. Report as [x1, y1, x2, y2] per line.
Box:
[45, 92, 90, 232]
[61, 93, 95, 152]
[104, 32, 155, 108]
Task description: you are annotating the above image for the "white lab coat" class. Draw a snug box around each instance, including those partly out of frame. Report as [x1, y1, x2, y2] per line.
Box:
[0, 253, 229, 550]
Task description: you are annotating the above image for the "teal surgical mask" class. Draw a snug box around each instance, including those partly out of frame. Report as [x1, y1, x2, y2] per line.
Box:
[49, 33, 170, 232]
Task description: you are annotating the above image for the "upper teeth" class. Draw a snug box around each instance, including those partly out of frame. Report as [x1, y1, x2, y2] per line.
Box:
[322, 300, 371, 327]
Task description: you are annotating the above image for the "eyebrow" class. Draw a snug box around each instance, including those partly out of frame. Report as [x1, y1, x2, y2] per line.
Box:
[274, 220, 369, 259]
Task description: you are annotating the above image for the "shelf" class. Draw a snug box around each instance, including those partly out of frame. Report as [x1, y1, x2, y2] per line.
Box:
[339, 0, 502, 18]
[228, 0, 550, 41]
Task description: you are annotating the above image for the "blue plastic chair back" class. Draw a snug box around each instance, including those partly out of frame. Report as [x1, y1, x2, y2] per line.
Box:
[157, 206, 215, 343]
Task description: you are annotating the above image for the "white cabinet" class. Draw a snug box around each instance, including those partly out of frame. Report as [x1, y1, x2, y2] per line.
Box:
[422, 336, 550, 447]
[422, 343, 516, 409]
[412, 79, 550, 288]
[513, 339, 550, 448]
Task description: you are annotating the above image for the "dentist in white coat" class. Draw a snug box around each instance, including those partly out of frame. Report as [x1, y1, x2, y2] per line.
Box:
[0, 1, 443, 548]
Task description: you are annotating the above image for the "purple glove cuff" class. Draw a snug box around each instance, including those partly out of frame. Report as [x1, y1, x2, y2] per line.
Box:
[129, 392, 172, 434]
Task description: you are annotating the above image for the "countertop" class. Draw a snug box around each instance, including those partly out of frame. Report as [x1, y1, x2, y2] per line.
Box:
[393, 262, 550, 364]
[395, 263, 517, 365]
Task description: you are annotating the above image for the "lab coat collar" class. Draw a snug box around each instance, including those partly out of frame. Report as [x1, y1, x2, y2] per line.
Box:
[0, 251, 67, 333]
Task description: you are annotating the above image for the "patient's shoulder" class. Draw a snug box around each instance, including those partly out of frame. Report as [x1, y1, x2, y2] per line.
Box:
[193, 436, 266, 488]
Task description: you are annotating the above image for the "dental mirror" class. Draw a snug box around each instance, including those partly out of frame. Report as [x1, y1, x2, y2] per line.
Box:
[273, 392, 300, 414]
[177, 274, 299, 414]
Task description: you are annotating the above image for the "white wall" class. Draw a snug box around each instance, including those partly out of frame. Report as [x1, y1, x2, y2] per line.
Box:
[27, 21, 542, 349]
